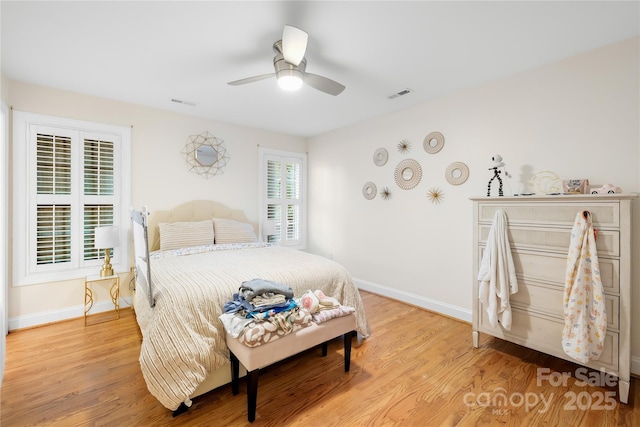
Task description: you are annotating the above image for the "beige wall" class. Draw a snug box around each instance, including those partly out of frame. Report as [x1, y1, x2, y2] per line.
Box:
[307, 38, 640, 363]
[6, 82, 306, 325]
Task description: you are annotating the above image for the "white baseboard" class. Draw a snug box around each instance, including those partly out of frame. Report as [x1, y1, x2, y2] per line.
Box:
[8, 298, 131, 331]
[354, 277, 472, 322]
[355, 278, 640, 377]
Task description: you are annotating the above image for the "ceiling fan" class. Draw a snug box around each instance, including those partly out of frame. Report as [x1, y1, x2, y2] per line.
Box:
[228, 25, 346, 96]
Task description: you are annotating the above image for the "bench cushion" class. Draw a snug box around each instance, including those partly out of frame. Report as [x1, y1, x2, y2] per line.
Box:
[226, 313, 356, 372]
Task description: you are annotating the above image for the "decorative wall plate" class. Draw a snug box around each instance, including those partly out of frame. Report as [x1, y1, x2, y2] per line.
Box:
[373, 148, 388, 166]
[394, 159, 422, 190]
[362, 182, 377, 200]
[423, 131, 445, 154]
[445, 162, 470, 185]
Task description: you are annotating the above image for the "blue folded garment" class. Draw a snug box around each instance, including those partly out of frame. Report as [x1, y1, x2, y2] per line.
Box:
[223, 292, 294, 315]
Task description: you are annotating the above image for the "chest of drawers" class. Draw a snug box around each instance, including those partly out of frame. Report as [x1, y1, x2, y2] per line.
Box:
[470, 194, 635, 403]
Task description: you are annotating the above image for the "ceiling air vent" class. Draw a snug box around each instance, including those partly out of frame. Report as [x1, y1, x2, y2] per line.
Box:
[170, 98, 197, 107]
[387, 89, 413, 100]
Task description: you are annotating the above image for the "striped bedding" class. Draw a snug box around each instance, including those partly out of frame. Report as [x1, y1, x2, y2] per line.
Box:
[134, 243, 369, 411]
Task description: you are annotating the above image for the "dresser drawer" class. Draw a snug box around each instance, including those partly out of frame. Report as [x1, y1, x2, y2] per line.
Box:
[478, 202, 620, 228]
[478, 306, 619, 372]
[479, 224, 619, 257]
[479, 248, 620, 293]
[510, 279, 619, 330]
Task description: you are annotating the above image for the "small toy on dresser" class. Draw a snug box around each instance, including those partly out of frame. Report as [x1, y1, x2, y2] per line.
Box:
[591, 184, 620, 194]
[562, 179, 589, 194]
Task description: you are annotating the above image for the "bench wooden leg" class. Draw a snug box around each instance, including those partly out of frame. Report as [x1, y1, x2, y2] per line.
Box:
[322, 331, 355, 370]
[344, 331, 355, 372]
[247, 369, 260, 422]
[230, 351, 240, 395]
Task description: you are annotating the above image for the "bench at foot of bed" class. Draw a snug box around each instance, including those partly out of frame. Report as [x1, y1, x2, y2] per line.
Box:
[226, 313, 357, 423]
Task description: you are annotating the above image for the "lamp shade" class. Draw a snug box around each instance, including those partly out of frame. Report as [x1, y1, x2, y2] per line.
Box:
[94, 226, 120, 249]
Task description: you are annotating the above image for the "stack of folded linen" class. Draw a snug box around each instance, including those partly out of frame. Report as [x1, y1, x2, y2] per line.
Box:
[220, 278, 312, 347]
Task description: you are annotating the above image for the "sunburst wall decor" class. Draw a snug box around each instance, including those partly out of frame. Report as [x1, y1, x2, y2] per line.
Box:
[380, 186, 392, 200]
[427, 187, 444, 204]
[397, 139, 411, 154]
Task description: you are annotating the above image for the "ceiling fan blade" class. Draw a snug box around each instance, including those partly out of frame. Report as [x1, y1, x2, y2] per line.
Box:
[227, 73, 275, 86]
[304, 73, 346, 96]
[282, 25, 308, 66]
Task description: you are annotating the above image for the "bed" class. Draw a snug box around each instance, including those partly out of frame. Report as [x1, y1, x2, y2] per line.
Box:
[130, 200, 369, 412]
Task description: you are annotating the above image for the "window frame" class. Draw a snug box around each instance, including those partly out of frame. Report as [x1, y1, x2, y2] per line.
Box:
[13, 111, 131, 286]
[258, 147, 307, 250]
[1, 102, 8, 339]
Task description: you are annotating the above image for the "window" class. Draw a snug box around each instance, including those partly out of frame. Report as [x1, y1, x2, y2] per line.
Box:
[13, 111, 130, 285]
[259, 147, 307, 250]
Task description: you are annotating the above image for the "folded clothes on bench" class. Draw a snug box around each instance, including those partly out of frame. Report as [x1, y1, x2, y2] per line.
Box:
[220, 307, 312, 348]
[221, 287, 355, 348]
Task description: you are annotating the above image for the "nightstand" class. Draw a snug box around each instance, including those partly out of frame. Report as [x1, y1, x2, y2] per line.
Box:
[84, 274, 120, 326]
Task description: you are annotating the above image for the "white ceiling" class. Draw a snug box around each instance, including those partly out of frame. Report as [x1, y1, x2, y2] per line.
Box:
[2, 1, 638, 138]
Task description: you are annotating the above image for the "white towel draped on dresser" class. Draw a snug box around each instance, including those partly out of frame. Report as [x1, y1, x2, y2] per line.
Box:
[477, 209, 518, 330]
[562, 210, 607, 363]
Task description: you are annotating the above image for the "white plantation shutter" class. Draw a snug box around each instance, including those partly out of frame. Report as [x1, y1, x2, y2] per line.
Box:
[36, 205, 71, 265]
[266, 160, 283, 242]
[13, 112, 131, 285]
[83, 137, 116, 261]
[36, 133, 72, 195]
[285, 161, 300, 241]
[260, 148, 306, 249]
[84, 138, 114, 196]
[83, 204, 114, 260]
[35, 133, 73, 265]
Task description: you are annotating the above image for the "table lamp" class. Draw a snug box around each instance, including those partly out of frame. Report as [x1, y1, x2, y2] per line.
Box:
[94, 225, 120, 277]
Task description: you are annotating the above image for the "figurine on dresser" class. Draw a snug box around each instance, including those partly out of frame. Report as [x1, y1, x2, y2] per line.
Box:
[487, 154, 507, 197]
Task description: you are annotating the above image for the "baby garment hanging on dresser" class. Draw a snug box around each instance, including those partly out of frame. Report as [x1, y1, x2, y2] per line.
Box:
[562, 210, 607, 363]
[477, 209, 518, 330]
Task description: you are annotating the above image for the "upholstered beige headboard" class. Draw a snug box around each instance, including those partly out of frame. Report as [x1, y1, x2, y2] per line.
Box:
[147, 200, 254, 252]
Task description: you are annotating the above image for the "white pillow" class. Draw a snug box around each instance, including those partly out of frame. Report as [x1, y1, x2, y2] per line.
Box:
[159, 219, 214, 251]
[212, 218, 258, 244]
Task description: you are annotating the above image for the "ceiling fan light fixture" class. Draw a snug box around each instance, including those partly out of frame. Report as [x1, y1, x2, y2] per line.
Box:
[277, 70, 303, 91]
[228, 26, 345, 96]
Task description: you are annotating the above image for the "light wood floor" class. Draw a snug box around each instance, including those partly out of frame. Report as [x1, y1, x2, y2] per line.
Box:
[1, 291, 639, 426]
